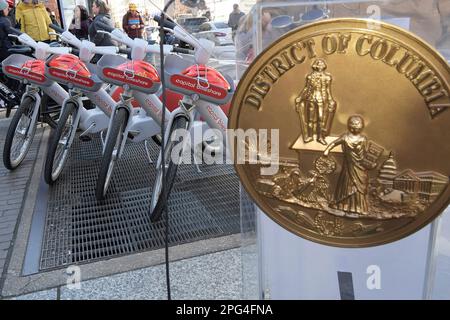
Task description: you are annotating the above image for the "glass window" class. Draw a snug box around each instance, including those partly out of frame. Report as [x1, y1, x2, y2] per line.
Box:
[199, 22, 212, 31]
[214, 22, 229, 29]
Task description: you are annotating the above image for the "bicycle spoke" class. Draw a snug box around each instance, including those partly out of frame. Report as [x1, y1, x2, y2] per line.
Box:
[104, 126, 125, 196]
[52, 113, 74, 178]
[10, 112, 33, 163]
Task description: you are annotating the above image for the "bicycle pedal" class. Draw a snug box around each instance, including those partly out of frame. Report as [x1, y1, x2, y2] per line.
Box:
[79, 135, 92, 142]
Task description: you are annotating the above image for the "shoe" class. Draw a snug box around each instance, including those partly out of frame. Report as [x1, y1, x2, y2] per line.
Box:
[317, 137, 327, 145]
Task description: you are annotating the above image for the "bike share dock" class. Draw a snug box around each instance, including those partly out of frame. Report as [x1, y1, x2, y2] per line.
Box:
[0, 123, 252, 298]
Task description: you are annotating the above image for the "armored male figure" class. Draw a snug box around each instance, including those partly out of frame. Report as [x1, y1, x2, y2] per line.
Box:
[295, 59, 337, 145]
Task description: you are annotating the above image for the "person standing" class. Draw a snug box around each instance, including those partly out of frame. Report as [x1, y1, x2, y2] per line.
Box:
[324, 115, 371, 215]
[295, 59, 336, 145]
[122, 3, 144, 39]
[143, 9, 150, 24]
[69, 5, 91, 40]
[89, 0, 115, 47]
[6, 0, 15, 25]
[228, 3, 244, 41]
[203, 10, 211, 21]
[0, 0, 13, 61]
[15, 0, 52, 42]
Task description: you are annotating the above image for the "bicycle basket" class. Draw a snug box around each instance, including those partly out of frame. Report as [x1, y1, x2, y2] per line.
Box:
[2, 54, 53, 87]
[97, 55, 161, 94]
[45, 54, 103, 92]
[164, 54, 234, 105]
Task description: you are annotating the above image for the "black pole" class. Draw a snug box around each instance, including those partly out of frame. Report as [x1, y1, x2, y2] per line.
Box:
[158, 0, 175, 301]
[56, 0, 65, 29]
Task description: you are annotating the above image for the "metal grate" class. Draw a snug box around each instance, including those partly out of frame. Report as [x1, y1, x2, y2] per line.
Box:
[39, 133, 243, 270]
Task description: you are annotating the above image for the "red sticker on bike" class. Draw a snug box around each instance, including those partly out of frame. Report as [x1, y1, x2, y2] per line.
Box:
[170, 75, 228, 99]
[4, 66, 46, 84]
[102, 67, 154, 88]
[48, 67, 95, 88]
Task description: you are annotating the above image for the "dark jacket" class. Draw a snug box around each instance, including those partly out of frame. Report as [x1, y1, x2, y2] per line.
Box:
[122, 11, 144, 39]
[8, 7, 16, 27]
[70, 17, 91, 40]
[88, 13, 116, 47]
[0, 14, 13, 61]
[228, 11, 244, 30]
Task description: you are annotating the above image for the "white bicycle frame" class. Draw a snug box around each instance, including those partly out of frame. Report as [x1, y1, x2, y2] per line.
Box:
[100, 28, 227, 163]
[19, 82, 68, 131]
[103, 90, 161, 159]
[5, 33, 71, 129]
[78, 88, 115, 134]
[152, 22, 232, 171]
[97, 31, 170, 159]
[135, 89, 222, 139]
[102, 78, 224, 164]
[53, 32, 122, 142]
[154, 91, 229, 172]
[56, 85, 116, 152]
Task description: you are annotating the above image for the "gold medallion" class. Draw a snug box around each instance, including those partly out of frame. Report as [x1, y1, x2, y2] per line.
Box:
[229, 19, 450, 247]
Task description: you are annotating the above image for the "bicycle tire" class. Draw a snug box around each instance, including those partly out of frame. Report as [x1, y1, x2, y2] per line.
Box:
[3, 96, 38, 170]
[151, 134, 162, 146]
[150, 116, 188, 222]
[95, 107, 128, 201]
[44, 102, 78, 185]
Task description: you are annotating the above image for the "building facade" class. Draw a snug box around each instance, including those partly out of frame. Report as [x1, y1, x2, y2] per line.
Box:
[393, 169, 448, 202]
[378, 152, 398, 191]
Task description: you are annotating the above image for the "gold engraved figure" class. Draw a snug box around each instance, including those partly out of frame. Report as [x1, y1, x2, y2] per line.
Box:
[272, 168, 303, 199]
[324, 115, 371, 215]
[295, 59, 337, 145]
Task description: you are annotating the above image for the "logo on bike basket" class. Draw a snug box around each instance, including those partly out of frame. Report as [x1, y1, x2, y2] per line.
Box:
[48, 67, 95, 88]
[102, 67, 154, 88]
[170, 74, 228, 99]
[5, 66, 46, 84]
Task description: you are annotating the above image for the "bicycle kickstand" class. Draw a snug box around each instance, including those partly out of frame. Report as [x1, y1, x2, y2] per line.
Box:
[193, 144, 203, 174]
[144, 140, 153, 164]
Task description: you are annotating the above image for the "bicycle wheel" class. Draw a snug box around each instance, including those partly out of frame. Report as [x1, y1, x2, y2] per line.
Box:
[3, 97, 38, 170]
[150, 116, 189, 222]
[151, 134, 162, 146]
[44, 102, 78, 184]
[95, 107, 128, 200]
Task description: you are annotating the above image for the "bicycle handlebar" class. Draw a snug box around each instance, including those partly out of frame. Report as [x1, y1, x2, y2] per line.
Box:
[51, 26, 119, 60]
[153, 15, 176, 30]
[8, 27, 22, 36]
[89, 45, 118, 56]
[153, 15, 202, 51]
[49, 23, 64, 34]
[172, 47, 193, 54]
[42, 44, 72, 55]
[95, 21, 115, 33]
[71, 47, 80, 56]
[96, 23, 173, 56]
[119, 47, 131, 55]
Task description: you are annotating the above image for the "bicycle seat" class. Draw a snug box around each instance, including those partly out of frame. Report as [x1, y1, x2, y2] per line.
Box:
[8, 45, 33, 55]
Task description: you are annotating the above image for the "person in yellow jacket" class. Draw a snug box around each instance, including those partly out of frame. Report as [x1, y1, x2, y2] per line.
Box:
[15, 0, 52, 42]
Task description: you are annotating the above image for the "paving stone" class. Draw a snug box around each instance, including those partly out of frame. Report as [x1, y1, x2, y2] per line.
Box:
[60, 248, 243, 300]
[0, 242, 11, 250]
[0, 234, 14, 242]
[0, 122, 43, 293]
[8, 289, 57, 300]
[0, 250, 8, 259]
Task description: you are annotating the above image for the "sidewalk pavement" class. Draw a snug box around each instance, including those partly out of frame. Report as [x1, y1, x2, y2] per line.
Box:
[0, 118, 44, 296]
